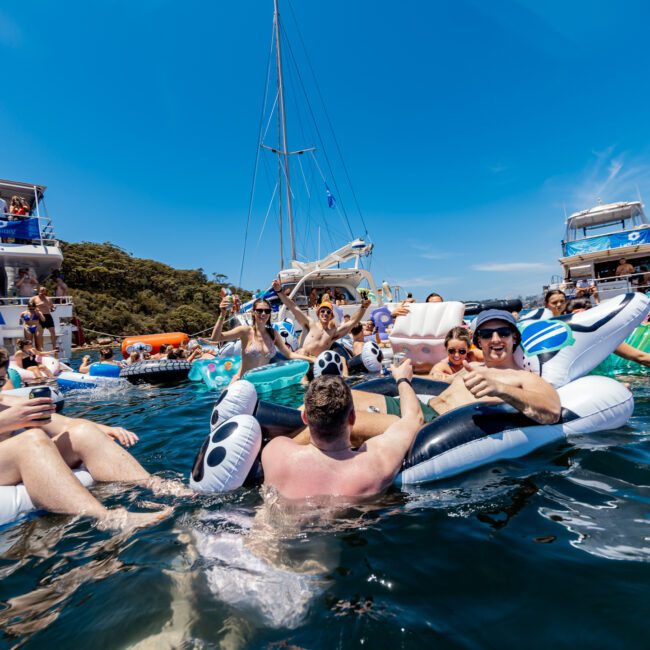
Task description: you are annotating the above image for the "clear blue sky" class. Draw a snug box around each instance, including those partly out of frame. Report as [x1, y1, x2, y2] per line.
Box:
[2, 0, 650, 301]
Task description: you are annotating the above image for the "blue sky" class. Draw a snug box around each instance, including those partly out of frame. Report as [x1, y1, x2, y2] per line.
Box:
[2, 0, 650, 301]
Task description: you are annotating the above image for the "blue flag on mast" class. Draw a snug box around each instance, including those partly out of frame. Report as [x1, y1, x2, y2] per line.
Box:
[325, 184, 336, 209]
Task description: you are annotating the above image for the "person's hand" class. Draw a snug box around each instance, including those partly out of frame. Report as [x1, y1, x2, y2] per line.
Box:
[104, 426, 139, 448]
[391, 358, 413, 383]
[391, 303, 410, 318]
[219, 299, 232, 313]
[0, 398, 54, 429]
[462, 361, 503, 398]
[360, 298, 371, 310]
[82, 355, 90, 362]
[271, 279, 282, 293]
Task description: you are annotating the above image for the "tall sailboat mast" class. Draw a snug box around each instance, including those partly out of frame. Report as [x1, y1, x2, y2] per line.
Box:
[273, 0, 296, 264]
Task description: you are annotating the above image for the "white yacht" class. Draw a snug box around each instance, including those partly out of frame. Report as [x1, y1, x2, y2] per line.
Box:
[0, 179, 74, 360]
[547, 200, 650, 300]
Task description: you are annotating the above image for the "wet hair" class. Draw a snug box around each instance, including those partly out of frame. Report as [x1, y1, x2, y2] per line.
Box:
[252, 298, 278, 345]
[426, 292, 444, 303]
[565, 298, 592, 313]
[544, 289, 567, 307]
[444, 326, 471, 349]
[159, 343, 169, 353]
[351, 324, 363, 335]
[17, 338, 32, 350]
[304, 376, 353, 443]
[99, 347, 114, 360]
[0, 347, 9, 370]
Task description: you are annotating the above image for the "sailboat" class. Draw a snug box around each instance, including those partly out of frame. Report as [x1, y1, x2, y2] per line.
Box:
[238, 0, 386, 325]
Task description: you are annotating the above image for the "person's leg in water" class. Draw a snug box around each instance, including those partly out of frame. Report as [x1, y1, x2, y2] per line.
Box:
[0, 429, 170, 529]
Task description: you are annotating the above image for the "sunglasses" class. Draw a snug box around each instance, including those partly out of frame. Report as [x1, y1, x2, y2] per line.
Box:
[477, 326, 513, 339]
[319, 309, 333, 315]
[254, 308, 272, 315]
[447, 348, 467, 355]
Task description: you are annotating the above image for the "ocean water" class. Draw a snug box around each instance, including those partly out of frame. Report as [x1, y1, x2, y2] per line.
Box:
[0, 353, 649, 648]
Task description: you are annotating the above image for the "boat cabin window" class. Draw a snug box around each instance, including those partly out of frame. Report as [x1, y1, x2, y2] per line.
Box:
[594, 256, 650, 280]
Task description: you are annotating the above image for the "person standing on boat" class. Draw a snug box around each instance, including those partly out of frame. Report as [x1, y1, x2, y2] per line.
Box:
[19, 300, 45, 348]
[33, 286, 57, 352]
[262, 363, 423, 499]
[15, 268, 38, 298]
[206, 297, 312, 383]
[616, 258, 635, 277]
[271, 279, 370, 358]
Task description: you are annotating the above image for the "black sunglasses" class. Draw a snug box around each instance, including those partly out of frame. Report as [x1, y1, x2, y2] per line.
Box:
[477, 326, 513, 339]
[319, 309, 333, 315]
[447, 347, 468, 355]
[254, 308, 272, 314]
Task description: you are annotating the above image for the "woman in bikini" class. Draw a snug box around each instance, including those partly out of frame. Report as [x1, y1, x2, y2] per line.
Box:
[206, 297, 312, 383]
[429, 326, 475, 380]
[13, 338, 56, 381]
[20, 301, 45, 348]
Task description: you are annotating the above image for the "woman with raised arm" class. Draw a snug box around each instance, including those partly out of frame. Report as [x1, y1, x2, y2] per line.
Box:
[206, 297, 312, 383]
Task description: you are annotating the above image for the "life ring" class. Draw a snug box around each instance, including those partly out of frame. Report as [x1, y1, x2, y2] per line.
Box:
[189, 293, 649, 492]
[89, 362, 122, 378]
[0, 469, 93, 528]
[120, 359, 191, 385]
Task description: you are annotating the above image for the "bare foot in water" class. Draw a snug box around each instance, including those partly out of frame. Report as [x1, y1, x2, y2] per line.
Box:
[98, 506, 172, 531]
[146, 476, 195, 498]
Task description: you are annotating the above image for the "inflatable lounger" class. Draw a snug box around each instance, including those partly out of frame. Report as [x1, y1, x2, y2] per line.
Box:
[189, 293, 649, 492]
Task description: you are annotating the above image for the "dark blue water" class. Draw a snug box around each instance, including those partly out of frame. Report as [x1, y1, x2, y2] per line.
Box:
[0, 352, 649, 648]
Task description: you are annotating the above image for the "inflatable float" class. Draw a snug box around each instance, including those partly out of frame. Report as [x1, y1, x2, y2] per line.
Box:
[2, 385, 65, 411]
[120, 359, 191, 385]
[243, 359, 309, 394]
[189, 357, 242, 389]
[120, 332, 189, 359]
[189, 292, 649, 492]
[593, 322, 650, 376]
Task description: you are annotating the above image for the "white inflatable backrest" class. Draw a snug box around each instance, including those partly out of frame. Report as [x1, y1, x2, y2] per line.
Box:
[388, 301, 465, 367]
[515, 292, 650, 388]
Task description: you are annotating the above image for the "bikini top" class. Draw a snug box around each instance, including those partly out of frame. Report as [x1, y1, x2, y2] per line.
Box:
[244, 334, 277, 360]
[21, 311, 40, 323]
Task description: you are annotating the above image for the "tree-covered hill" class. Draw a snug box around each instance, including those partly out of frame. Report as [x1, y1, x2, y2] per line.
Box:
[60, 241, 252, 338]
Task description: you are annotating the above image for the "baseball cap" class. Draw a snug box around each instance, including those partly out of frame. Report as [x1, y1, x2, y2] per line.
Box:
[473, 309, 518, 332]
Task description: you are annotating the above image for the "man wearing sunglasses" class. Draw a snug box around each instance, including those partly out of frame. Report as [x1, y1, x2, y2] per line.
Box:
[271, 279, 371, 358]
[346, 309, 561, 443]
[0, 347, 173, 529]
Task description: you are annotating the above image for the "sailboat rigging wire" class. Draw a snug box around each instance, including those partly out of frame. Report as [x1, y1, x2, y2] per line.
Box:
[285, 0, 369, 238]
[297, 154, 311, 199]
[255, 183, 279, 251]
[239, 21, 276, 288]
[261, 91, 279, 143]
[279, 22, 355, 240]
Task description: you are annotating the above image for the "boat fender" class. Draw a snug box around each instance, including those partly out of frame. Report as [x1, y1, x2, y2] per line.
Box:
[210, 380, 258, 432]
[189, 415, 262, 493]
[347, 341, 383, 374]
[370, 306, 393, 332]
[313, 350, 345, 377]
[89, 362, 121, 378]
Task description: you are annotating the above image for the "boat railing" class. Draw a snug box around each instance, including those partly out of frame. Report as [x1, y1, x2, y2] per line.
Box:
[559, 271, 649, 301]
[0, 214, 58, 246]
[0, 295, 73, 307]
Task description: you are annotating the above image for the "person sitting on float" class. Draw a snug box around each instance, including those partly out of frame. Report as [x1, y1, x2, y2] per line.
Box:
[351, 323, 366, 356]
[79, 347, 123, 374]
[0, 347, 174, 529]
[186, 340, 217, 363]
[302, 309, 561, 445]
[13, 338, 56, 381]
[205, 296, 312, 383]
[262, 364, 423, 499]
[271, 279, 371, 359]
[428, 326, 476, 380]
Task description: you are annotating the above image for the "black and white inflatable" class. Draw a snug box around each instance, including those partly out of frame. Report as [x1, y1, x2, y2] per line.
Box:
[190, 293, 649, 492]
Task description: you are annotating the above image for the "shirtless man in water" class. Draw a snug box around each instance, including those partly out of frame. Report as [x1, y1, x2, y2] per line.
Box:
[262, 362, 422, 499]
[271, 279, 370, 358]
[347, 309, 561, 443]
